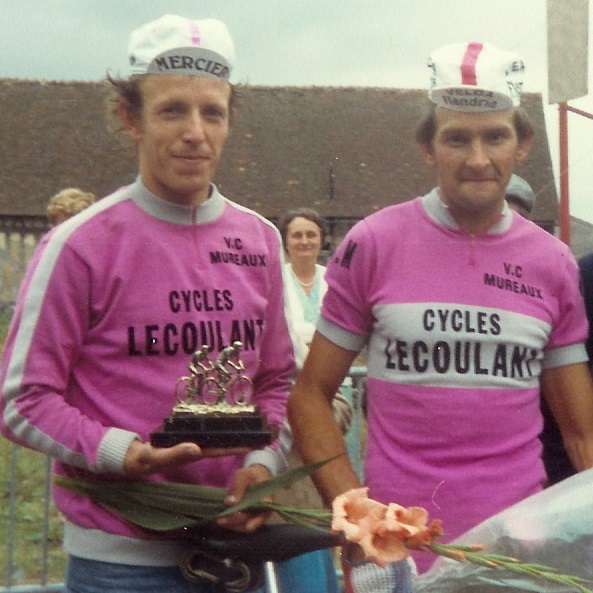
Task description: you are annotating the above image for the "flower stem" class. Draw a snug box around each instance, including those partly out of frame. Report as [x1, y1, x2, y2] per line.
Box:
[426, 543, 593, 593]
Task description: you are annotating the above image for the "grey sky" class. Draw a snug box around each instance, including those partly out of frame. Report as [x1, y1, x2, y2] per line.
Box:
[3, 0, 548, 87]
[3, 0, 593, 223]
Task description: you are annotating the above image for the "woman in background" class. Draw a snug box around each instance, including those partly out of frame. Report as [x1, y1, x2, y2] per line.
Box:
[46, 187, 96, 227]
[275, 208, 348, 593]
[279, 208, 329, 368]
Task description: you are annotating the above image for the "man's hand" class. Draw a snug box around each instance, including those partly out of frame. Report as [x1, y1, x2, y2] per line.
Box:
[216, 464, 273, 533]
[123, 441, 252, 477]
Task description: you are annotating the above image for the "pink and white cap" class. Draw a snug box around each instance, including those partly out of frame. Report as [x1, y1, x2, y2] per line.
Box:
[427, 42, 524, 112]
[128, 14, 235, 80]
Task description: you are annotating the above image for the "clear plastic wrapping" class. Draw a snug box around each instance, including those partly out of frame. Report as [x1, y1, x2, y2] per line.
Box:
[416, 468, 593, 592]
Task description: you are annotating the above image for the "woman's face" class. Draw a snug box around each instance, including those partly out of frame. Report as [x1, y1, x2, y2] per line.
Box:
[285, 216, 322, 263]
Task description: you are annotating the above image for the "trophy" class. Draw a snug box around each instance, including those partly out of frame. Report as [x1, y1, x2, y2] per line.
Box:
[150, 342, 274, 448]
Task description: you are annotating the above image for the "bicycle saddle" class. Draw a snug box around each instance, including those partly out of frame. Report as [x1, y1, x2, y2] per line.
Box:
[187, 523, 342, 563]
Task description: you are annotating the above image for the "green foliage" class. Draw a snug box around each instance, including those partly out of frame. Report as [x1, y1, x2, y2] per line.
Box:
[0, 313, 10, 345]
[428, 543, 593, 593]
[55, 456, 338, 533]
[0, 440, 66, 585]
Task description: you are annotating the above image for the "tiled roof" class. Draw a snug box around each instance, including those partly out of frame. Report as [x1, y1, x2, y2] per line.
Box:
[0, 79, 557, 225]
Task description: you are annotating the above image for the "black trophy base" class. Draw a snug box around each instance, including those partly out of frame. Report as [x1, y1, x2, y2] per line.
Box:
[150, 410, 273, 448]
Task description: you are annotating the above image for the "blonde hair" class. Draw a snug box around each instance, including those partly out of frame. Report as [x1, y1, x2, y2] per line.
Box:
[47, 188, 96, 227]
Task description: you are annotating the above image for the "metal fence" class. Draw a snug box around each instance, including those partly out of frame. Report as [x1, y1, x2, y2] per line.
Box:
[2, 368, 367, 593]
[0, 220, 46, 315]
[3, 446, 63, 593]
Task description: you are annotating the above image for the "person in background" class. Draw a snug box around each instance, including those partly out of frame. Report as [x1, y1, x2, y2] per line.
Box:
[277, 207, 352, 435]
[288, 41, 593, 593]
[503, 175, 578, 485]
[46, 187, 96, 227]
[278, 207, 353, 433]
[581, 252, 593, 363]
[272, 208, 343, 593]
[279, 208, 329, 366]
[504, 173, 535, 218]
[578, 248, 593, 462]
[1, 14, 294, 593]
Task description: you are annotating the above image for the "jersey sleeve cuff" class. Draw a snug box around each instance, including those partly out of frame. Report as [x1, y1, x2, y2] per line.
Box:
[244, 446, 288, 477]
[96, 427, 141, 474]
[542, 343, 588, 369]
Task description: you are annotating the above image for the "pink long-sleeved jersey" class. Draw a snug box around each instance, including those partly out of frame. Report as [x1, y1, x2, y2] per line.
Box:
[1, 179, 295, 565]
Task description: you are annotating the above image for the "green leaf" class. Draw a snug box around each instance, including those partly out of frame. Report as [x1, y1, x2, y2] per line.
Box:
[55, 476, 228, 530]
[218, 454, 343, 517]
[54, 455, 342, 532]
[426, 542, 593, 593]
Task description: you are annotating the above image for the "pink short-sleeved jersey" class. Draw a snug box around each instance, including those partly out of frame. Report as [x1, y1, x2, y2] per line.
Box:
[319, 191, 588, 572]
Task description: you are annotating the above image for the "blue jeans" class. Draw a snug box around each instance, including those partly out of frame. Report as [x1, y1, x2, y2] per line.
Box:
[276, 549, 340, 593]
[65, 556, 266, 593]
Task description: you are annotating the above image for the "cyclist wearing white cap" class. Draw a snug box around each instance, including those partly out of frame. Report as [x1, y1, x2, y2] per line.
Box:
[1, 14, 295, 593]
[289, 42, 593, 592]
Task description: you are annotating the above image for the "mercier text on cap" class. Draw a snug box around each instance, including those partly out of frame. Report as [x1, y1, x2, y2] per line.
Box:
[427, 42, 524, 112]
[128, 14, 235, 80]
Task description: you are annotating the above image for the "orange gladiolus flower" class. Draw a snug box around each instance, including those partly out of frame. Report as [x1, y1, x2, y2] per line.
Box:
[331, 487, 388, 543]
[331, 487, 444, 567]
[384, 503, 444, 549]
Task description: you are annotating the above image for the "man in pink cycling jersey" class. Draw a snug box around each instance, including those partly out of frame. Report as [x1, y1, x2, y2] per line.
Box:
[289, 41, 593, 593]
[1, 14, 294, 593]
